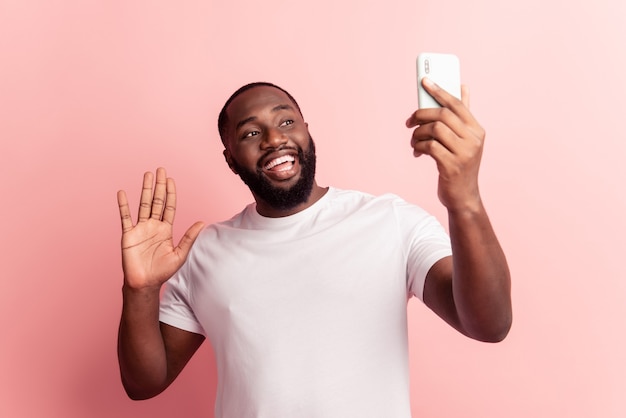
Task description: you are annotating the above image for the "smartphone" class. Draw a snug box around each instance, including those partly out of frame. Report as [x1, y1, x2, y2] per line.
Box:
[416, 53, 461, 108]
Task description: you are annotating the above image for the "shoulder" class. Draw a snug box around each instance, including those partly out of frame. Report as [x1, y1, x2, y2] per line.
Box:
[181, 204, 253, 254]
[327, 187, 401, 208]
[329, 187, 428, 216]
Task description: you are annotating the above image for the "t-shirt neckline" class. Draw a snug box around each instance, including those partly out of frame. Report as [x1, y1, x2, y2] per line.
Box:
[244, 186, 335, 229]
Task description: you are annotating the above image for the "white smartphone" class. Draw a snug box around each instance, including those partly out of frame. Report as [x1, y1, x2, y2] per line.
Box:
[416, 53, 461, 108]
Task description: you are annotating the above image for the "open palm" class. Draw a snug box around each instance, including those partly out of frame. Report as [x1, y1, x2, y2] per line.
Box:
[117, 168, 204, 290]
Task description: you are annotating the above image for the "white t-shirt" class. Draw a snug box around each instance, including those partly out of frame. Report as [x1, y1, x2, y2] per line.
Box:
[159, 187, 452, 417]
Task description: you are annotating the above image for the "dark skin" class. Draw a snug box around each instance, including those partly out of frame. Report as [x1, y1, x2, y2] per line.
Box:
[116, 81, 511, 400]
[222, 86, 328, 217]
[410, 79, 511, 340]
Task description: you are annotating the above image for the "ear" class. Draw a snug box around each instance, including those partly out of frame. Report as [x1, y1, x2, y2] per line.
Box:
[223, 149, 238, 175]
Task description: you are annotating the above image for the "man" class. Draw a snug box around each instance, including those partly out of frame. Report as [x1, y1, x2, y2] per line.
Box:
[116, 80, 511, 417]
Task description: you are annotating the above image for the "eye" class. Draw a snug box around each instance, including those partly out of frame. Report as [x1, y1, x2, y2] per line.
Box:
[242, 130, 260, 139]
[280, 119, 294, 127]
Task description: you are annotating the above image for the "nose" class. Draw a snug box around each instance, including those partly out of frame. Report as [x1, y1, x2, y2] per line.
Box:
[260, 127, 287, 150]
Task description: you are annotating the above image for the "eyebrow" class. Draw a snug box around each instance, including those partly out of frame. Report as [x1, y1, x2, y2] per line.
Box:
[235, 104, 295, 131]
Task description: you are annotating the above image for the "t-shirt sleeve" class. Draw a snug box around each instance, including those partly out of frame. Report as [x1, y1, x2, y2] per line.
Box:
[159, 259, 206, 336]
[394, 198, 452, 301]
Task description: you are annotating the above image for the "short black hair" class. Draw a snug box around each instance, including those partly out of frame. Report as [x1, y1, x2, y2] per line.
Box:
[217, 82, 303, 145]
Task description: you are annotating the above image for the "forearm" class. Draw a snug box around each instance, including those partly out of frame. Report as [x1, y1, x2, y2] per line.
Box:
[448, 200, 512, 342]
[117, 284, 169, 399]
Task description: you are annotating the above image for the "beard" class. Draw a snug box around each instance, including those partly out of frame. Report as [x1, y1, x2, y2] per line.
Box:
[231, 136, 317, 212]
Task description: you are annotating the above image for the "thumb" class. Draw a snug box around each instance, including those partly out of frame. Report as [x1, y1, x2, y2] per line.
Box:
[175, 221, 205, 257]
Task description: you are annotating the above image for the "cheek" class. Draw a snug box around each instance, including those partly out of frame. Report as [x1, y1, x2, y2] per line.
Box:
[231, 145, 260, 168]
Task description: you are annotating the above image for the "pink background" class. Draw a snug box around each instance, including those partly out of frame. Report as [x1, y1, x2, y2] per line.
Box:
[1, 0, 625, 417]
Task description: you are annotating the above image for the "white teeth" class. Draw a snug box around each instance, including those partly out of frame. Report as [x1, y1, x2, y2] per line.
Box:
[265, 155, 295, 170]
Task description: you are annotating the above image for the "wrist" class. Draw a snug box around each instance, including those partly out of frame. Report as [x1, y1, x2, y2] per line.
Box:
[439, 177, 483, 213]
[122, 282, 162, 299]
[443, 193, 484, 216]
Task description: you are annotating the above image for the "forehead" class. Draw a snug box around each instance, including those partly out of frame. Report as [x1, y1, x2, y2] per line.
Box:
[227, 86, 297, 122]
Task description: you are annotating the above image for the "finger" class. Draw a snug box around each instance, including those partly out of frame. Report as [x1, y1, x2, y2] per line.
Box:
[411, 138, 455, 169]
[411, 137, 453, 160]
[138, 171, 154, 222]
[117, 190, 134, 232]
[411, 120, 458, 153]
[405, 100, 467, 131]
[175, 221, 206, 258]
[461, 84, 470, 108]
[421, 77, 457, 105]
[162, 177, 176, 225]
[417, 78, 473, 124]
[410, 107, 473, 143]
[151, 167, 167, 220]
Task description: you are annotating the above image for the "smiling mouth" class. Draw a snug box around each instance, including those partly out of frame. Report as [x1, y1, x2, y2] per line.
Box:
[264, 155, 296, 172]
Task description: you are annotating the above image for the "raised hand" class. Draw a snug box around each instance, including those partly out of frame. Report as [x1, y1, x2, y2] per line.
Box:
[406, 78, 485, 213]
[117, 167, 205, 290]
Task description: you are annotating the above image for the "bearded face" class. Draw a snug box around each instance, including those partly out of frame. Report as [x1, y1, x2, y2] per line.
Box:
[229, 136, 317, 212]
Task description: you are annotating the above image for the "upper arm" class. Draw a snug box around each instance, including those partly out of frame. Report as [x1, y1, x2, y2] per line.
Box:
[422, 256, 468, 337]
[160, 322, 205, 386]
